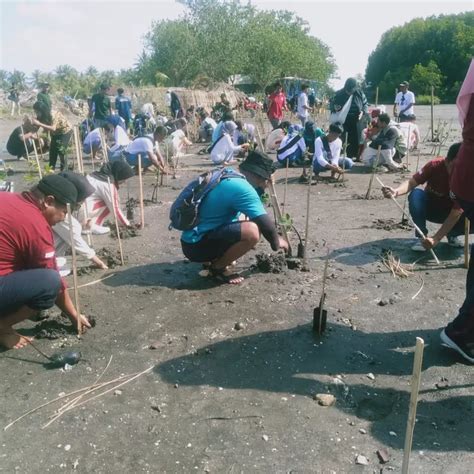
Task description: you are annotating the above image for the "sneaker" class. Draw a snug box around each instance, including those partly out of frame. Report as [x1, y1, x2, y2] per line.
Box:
[447, 236, 464, 248]
[440, 328, 474, 363]
[91, 224, 110, 235]
[411, 240, 426, 252]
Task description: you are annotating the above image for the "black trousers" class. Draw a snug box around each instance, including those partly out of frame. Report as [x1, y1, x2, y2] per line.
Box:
[343, 115, 360, 159]
[49, 130, 73, 171]
[0, 269, 61, 317]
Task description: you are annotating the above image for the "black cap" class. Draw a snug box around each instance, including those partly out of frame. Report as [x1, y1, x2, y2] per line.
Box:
[37, 174, 78, 205]
[239, 150, 275, 180]
[399, 81, 409, 87]
[59, 172, 94, 202]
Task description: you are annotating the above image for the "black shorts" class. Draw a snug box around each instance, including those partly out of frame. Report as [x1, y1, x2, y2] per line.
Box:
[181, 222, 242, 263]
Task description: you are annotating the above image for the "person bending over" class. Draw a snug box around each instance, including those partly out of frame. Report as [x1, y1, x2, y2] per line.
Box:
[180, 151, 288, 284]
[0, 175, 91, 349]
[382, 143, 464, 251]
[123, 126, 167, 172]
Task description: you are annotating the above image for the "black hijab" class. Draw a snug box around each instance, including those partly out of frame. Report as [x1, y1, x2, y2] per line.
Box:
[91, 160, 134, 184]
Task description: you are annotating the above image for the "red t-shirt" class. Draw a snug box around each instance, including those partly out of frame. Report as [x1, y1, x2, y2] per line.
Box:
[450, 94, 474, 201]
[413, 158, 460, 213]
[0, 192, 65, 290]
[267, 92, 286, 120]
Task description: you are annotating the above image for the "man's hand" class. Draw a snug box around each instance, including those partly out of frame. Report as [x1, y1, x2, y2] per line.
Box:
[278, 237, 289, 254]
[241, 143, 250, 149]
[382, 186, 397, 198]
[422, 237, 439, 250]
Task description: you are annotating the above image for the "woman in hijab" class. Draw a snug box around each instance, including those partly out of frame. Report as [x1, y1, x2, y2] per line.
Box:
[53, 172, 109, 273]
[210, 121, 249, 164]
[79, 160, 135, 234]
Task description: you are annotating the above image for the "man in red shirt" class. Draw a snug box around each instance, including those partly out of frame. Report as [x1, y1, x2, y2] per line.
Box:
[444, 60, 474, 363]
[0, 175, 91, 349]
[382, 143, 464, 251]
[267, 83, 288, 130]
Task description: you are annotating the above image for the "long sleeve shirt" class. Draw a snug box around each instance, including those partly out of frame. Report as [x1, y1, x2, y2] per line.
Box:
[53, 215, 96, 260]
[369, 125, 399, 150]
[313, 137, 342, 168]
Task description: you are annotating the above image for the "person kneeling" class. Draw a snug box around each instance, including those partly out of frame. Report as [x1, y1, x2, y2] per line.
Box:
[179, 151, 289, 284]
[313, 123, 353, 178]
[0, 175, 91, 349]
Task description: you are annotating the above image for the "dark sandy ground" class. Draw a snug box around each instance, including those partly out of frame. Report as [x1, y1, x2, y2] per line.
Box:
[0, 106, 472, 473]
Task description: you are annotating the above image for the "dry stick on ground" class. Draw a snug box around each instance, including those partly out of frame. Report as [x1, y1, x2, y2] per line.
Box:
[107, 178, 125, 266]
[66, 203, 82, 335]
[401, 337, 425, 474]
[302, 163, 314, 271]
[340, 132, 348, 184]
[268, 178, 292, 256]
[68, 272, 116, 290]
[465, 219, 470, 269]
[376, 177, 440, 264]
[137, 154, 145, 229]
[365, 145, 382, 199]
[318, 247, 329, 334]
[42, 366, 154, 429]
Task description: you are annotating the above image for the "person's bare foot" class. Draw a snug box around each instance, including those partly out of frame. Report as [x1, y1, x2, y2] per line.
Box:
[0, 330, 33, 349]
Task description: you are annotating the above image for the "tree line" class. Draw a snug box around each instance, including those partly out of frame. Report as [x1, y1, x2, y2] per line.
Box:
[1, 0, 335, 99]
[365, 12, 473, 103]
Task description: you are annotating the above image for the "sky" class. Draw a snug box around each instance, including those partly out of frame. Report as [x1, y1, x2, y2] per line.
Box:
[0, 0, 471, 88]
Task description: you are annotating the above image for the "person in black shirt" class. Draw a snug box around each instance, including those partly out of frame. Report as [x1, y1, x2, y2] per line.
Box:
[89, 84, 112, 127]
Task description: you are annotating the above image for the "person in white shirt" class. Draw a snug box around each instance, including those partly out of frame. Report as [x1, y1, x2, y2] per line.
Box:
[109, 123, 131, 160]
[53, 172, 109, 271]
[198, 112, 217, 142]
[80, 161, 135, 234]
[210, 121, 249, 164]
[161, 129, 192, 164]
[141, 102, 157, 118]
[124, 127, 167, 171]
[313, 123, 353, 176]
[276, 125, 306, 166]
[393, 81, 416, 122]
[265, 121, 290, 153]
[83, 125, 112, 159]
[165, 90, 172, 108]
[297, 84, 312, 127]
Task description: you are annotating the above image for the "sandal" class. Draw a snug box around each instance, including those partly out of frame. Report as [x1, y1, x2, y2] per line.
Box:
[208, 266, 244, 285]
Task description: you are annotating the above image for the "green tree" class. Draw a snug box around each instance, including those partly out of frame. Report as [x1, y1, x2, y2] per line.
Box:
[410, 60, 445, 95]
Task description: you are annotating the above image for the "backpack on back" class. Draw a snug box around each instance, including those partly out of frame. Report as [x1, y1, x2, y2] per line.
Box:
[169, 167, 244, 231]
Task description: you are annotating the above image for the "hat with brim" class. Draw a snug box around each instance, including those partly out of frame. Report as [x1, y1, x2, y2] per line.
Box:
[59, 172, 94, 202]
[37, 174, 78, 205]
[239, 150, 275, 180]
[399, 81, 409, 87]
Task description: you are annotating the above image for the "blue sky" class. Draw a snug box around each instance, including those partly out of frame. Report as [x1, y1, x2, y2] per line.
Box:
[0, 0, 471, 88]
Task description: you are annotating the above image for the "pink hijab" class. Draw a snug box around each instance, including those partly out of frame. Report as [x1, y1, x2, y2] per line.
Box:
[457, 58, 474, 126]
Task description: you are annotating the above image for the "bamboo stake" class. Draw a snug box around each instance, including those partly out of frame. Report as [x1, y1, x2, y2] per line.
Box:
[282, 156, 289, 213]
[376, 177, 440, 264]
[100, 129, 109, 163]
[137, 154, 145, 229]
[341, 132, 348, 184]
[401, 337, 425, 474]
[430, 86, 435, 141]
[107, 178, 125, 266]
[365, 145, 382, 199]
[31, 140, 43, 179]
[318, 247, 329, 334]
[73, 127, 82, 174]
[66, 204, 82, 335]
[464, 219, 470, 269]
[268, 178, 292, 256]
[375, 86, 379, 107]
[405, 125, 411, 170]
[302, 163, 314, 271]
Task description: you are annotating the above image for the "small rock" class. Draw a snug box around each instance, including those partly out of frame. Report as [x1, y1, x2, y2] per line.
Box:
[72, 460, 79, 470]
[64, 445, 71, 451]
[355, 454, 369, 465]
[378, 299, 389, 307]
[313, 393, 336, 406]
[377, 448, 390, 464]
[234, 322, 246, 331]
[174, 383, 179, 389]
[151, 405, 161, 413]
[367, 373, 375, 380]
[262, 434, 269, 442]
[149, 341, 160, 350]
[359, 428, 367, 434]
[114, 389, 122, 396]
[389, 431, 397, 437]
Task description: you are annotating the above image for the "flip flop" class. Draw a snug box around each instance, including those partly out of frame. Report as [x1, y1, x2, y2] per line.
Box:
[208, 267, 244, 285]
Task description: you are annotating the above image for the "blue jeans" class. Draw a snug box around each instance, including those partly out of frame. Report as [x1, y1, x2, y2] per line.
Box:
[313, 157, 354, 174]
[408, 188, 465, 238]
[124, 152, 152, 168]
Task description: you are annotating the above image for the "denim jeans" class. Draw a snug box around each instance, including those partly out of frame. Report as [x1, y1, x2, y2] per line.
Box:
[313, 157, 354, 174]
[408, 188, 465, 238]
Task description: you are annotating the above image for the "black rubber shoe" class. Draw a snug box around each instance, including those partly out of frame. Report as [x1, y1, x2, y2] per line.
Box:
[440, 329, 474, 363]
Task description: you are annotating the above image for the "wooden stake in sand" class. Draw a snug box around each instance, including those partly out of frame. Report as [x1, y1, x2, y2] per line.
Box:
[268, 178, 292, 256]
[376, 177, 440, 264]
[137, 154, 145, 229]
[107, 178, 125, 266]
[318, 248, 329, 334]
[31, 140, 43, 179]
[430, 86, 435, 142]
[375, 86, 379, 107]
[100, 129, 109, 163]
[66, 204, 82, 335]
[401, 337, 425, 474]
[282, 157, 290, 213]
[73, 127, 83, 174]
[302, 163, 314, 271]
[365, 145, 382, 199]
[464, 218, 470, 269]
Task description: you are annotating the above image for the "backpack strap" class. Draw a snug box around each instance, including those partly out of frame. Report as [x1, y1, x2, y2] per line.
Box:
[321, 136, 333, 163]
[278, 133, 302, 155]
[206, 133, 226, 154]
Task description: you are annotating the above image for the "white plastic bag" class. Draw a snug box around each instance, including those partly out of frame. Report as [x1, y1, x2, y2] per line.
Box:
[329, 95, 353, 125]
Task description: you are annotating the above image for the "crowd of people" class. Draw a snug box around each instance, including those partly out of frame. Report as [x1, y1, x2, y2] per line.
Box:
[1, 63, 473, 364]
